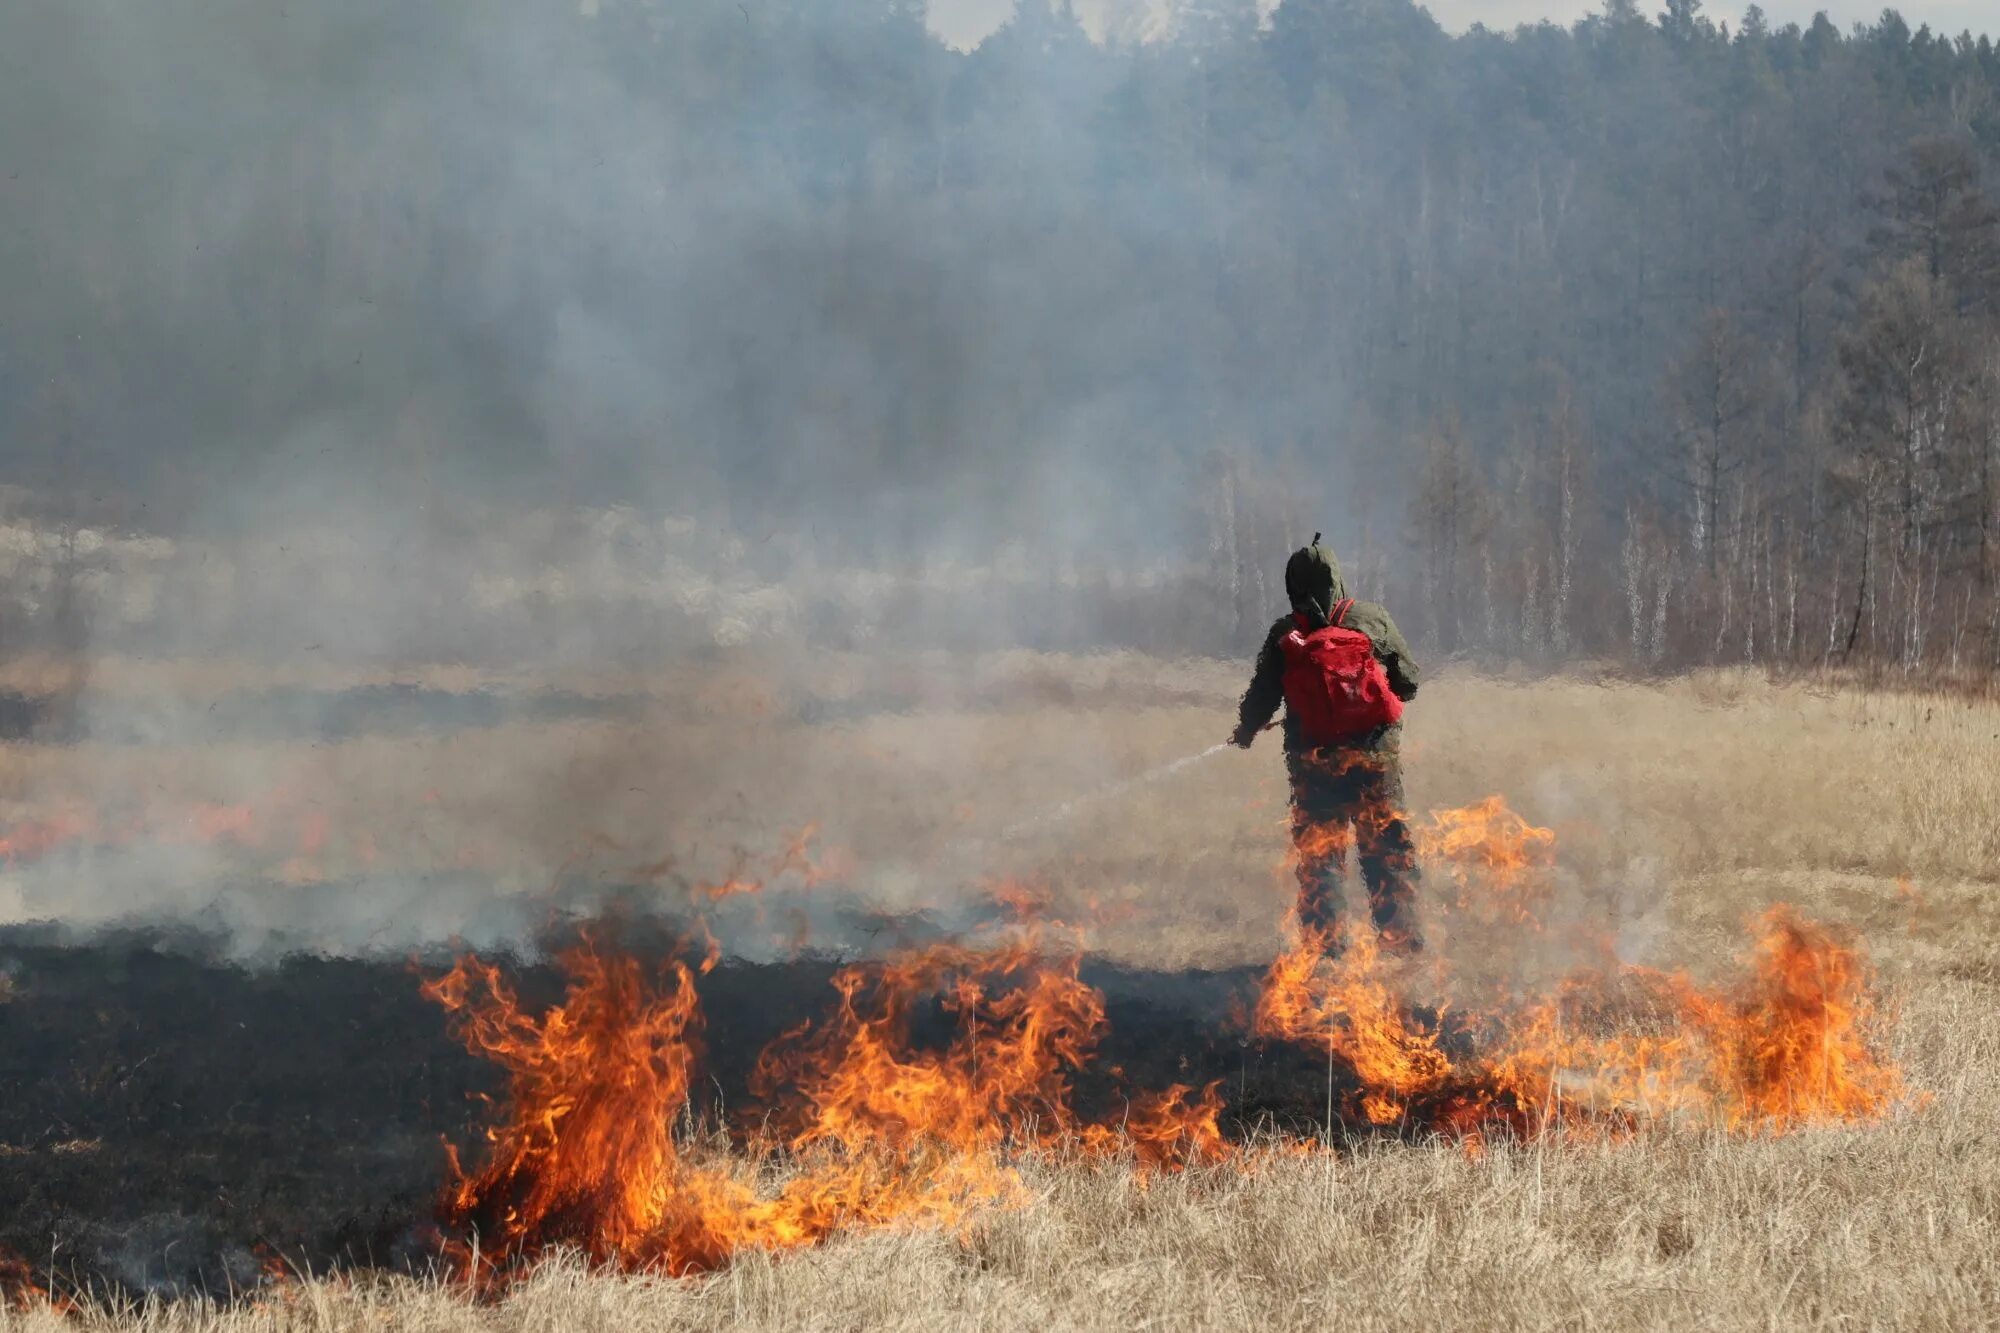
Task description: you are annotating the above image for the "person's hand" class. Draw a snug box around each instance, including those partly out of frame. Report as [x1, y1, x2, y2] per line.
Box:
[1230, 724, 1257, 750]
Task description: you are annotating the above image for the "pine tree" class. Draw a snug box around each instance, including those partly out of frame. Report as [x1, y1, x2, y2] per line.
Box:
[1866, 137, 2000, 312]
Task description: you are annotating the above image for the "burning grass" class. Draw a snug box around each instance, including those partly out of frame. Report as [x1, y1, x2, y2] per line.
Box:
[0, 664, 1994, 1328]
[422, 921, 1227, 1284]
[394, 795, 1905, 1291]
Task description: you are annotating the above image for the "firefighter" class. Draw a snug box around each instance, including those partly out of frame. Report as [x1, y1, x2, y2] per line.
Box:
[1231, 535, 1422, 953]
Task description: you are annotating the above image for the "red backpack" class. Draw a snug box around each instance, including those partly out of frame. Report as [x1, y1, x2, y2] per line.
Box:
[1279, 599, 1403, 744]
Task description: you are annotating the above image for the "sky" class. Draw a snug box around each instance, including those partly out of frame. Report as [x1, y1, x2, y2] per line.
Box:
[928, 0, 1997, 48]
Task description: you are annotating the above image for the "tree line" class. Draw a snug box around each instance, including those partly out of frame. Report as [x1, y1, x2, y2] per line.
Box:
[1379, 80, 2000, 678]
[5, 0, 2000, 673]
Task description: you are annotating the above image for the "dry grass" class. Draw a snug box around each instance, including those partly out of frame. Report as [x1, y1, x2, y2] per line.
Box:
[4, 660, 2000, 1328]
[9, 656, 1997, 964]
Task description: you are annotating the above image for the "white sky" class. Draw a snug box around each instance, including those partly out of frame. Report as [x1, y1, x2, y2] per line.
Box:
[929, 0, 1997, 49]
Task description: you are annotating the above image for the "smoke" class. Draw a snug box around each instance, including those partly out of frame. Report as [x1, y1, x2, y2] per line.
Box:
[1522, 764, 1675, 975]
[1, 0, 1345, 563]
[0, 0, 1426, 955]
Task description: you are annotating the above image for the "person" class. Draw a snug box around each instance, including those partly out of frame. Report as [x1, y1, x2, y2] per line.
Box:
[1232, 535, 1423, 953]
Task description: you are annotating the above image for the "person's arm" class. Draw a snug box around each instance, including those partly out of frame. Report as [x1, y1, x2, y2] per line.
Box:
[1345, 601, 1420, 701]
[1371, 611, 1420, 702]
[1234, 622, 1285, 745]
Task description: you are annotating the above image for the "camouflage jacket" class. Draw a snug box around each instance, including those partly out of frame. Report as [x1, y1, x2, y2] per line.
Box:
[1235, 541, 1419, 757]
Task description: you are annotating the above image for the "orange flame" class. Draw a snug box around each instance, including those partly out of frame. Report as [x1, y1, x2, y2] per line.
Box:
[1415, 795, 1558, 928]
[424, 794, 1906, 1287]
[422, 944, 709, 1269]
[1488, 908, 1905, 1131]
[0, 1248, 71, 1315]
[0, 791, 346, 879]
[1101, 1080, 1233, 1167]
[1255, 797, 1905, 1138]
[0, 805, 96, 864]
[752, 930, 1104, 1156]
[425, 919, 1228, 1282]
[1718, 907, 1906, 1124]
[1253, 923, 1453, 1126]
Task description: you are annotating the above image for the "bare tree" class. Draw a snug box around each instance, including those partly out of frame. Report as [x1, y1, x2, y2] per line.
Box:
[1407, 416, 1492, 656]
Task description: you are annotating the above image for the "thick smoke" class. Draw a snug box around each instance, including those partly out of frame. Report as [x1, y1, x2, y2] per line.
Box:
[0, 0, 1330, 953]
[7, 0, 1992, 952]
[1, 0, 1342, 566]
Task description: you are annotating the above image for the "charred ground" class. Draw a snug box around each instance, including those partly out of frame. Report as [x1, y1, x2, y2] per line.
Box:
[0, 920, 1448, 1300]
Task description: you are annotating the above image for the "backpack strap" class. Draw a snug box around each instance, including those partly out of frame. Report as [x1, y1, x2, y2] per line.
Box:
[1330, 598, 1356, 628]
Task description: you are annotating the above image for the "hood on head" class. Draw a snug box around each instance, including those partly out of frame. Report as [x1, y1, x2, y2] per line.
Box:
[1285, 534, 1347, 625]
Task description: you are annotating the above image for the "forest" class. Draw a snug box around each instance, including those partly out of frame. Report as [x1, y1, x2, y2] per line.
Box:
[5, 0, 2000, 672]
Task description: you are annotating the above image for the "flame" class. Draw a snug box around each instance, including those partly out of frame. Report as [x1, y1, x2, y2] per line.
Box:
[1895, 875, 1922, 935]
[0, 787, 848, 922]
[0, 1248, 70, 1315]
[1415, 795, 1557, 928]
[752, 929, 1103, 1156]
[422, 943, 709, 1270]
[422, 793, 1906, 1288]
[0, 791, 340, 878]
[188, 801, 258, 845]
[425, 916, 1228, 1283]
[0, 805, 96, 864]
[1253, 923, 1454, 1126]
[1721, 907, 1905, 1123]
[1101, 1080, 1233, 1167]
[1254, 797, 1905, 1139]
[1488, 908, 1905, 1131]
[688, 824, 839, 901]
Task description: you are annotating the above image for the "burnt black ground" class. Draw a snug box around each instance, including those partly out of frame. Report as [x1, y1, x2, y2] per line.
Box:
[0, 924, 1449, 1300]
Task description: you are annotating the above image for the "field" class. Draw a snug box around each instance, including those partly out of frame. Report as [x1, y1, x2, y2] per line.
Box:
[2, 656, 1998, 1330]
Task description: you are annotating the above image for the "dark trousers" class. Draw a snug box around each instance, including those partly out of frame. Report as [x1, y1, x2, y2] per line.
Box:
[1288, 747, 1421, 949]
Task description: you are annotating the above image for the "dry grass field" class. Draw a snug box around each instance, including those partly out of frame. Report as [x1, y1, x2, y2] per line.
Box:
[3, 658, 1998, 1330]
